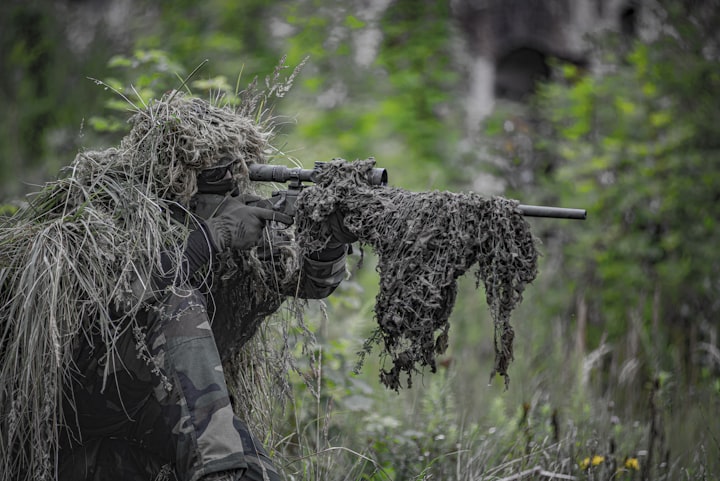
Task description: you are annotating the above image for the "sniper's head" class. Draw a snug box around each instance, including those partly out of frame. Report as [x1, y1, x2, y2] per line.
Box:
[190, 157, 243, 220]
[121, 92, 269, 206]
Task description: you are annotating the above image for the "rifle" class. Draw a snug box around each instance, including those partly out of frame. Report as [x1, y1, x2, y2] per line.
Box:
[248, 162, 586, 220]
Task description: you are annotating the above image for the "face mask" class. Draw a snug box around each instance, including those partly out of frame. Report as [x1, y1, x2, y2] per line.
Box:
[197, 177, 236, 194]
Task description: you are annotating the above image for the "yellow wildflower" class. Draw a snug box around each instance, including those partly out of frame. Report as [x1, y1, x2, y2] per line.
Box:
[624, 457, 640, 470]
[579, 455, 605, 470]
[580, 454, 605, 469]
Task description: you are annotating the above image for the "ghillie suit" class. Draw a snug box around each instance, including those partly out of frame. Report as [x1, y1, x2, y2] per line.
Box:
[0, 87, 301, 480]
[295, 159, 539, 390]
[0, 80, 539, 480]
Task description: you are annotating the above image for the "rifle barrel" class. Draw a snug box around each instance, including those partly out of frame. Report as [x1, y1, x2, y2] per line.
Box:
[517, 204, 587, 220]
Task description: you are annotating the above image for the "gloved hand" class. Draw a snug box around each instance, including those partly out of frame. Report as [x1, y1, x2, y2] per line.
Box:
[326, 210, 358, 248]
[204, 196, 293, 253]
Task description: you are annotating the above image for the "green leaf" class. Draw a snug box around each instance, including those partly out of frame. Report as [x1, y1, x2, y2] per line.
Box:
[345, 15, 365, 29]
[107, 55, 133, 68]
[649, 110, 671, 128]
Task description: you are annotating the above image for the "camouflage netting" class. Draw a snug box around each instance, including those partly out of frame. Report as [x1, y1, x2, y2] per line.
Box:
[0, 90, 296, 481]
[294, 159, 539, 390]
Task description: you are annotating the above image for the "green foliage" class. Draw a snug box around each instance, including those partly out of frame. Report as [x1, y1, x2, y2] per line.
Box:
[531, 29, 720, 381]
[87, 50, 189, 134]
[479, 2, 720, 401]
[281, 0, 462, 190]
[0, 2, 118, 195]
[0, 203, 18, 217]
[473, 4, 720, 477]
[139, 0, 281, 77]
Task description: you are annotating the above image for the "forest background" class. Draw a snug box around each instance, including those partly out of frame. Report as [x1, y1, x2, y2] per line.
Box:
[1, 0, 718, 479]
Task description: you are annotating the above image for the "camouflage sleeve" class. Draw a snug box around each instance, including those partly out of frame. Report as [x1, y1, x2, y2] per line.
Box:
[294, 244, 348, 299]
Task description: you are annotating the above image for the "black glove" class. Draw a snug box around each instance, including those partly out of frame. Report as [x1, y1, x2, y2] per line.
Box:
[204, 196, 293, 253]
[326, 210, 358, 248]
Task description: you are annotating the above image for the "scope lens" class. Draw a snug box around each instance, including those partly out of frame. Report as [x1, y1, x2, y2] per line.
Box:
[371, 168, 388, 186]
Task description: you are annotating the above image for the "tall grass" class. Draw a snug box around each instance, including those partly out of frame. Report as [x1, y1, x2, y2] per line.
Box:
[242, 275, 719, 481]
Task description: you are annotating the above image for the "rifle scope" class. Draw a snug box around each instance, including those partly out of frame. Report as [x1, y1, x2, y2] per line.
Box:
[248, 162, 388, 186]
